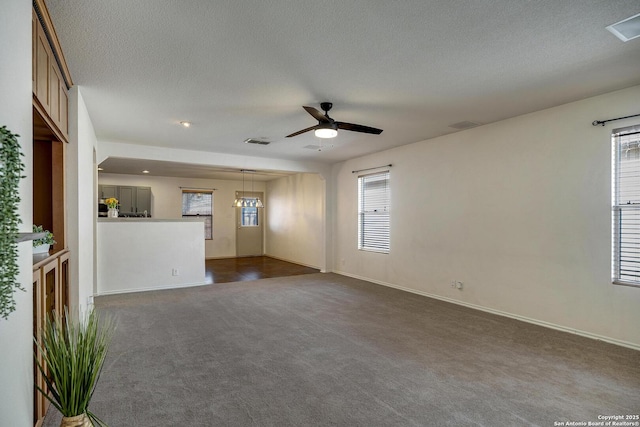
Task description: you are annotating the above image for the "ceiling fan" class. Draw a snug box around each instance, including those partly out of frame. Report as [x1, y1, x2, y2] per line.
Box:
[286, 102, 383, 139]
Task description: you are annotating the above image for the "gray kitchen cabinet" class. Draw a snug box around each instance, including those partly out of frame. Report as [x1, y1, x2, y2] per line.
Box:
[99, 185, 117, 200]
[136, 187, 151, 215]
[98, 185, 152, 215]
[118, 186, 136, 214]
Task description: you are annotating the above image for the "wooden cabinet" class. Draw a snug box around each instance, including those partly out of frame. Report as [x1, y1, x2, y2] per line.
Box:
[32, 6, 69, 143]
[58, 77, 69, 136]
[32, 9, 37, 95]
[49, 64, 68, 136]
[34, 12, 51, 114]
[33, 250, 70, 427]
[32, 3, 72, 425]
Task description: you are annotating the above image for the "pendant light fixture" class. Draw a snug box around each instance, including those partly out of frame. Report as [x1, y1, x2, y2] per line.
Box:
[251, 171, 264, 208]
[232, 169, 264, 208]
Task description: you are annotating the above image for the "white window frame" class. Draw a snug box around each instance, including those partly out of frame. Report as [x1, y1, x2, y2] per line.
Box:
[612, 125, 640, 287]
[182, 191, 213, 240]
[358, 171, 390, 253]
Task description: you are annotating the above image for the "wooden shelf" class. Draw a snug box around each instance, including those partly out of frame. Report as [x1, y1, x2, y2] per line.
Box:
[16, 232, 46, 243]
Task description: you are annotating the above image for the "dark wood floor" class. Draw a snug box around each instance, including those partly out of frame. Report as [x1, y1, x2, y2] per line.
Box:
[205, 256, 320, 284]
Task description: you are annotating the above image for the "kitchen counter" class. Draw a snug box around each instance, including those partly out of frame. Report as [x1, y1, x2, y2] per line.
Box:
[97, 217, 204, 223]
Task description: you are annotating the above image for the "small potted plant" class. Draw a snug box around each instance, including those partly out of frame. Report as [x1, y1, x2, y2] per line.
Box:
[33, 225, 56, 254]
[105, 197, 119, 218]
[35, 307, 115, 427]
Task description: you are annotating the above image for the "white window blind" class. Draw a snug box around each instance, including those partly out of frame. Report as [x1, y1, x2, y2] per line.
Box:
[358, 171, 390, 253]
[612, 126, 640, 285]
[182, 191, 213, 240]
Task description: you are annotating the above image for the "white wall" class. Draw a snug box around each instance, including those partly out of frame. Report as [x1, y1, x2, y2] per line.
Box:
[0, 1, 34, 425]
[334, 85, 640, 349]
[266, 173, 325, 270]
[67, 87, 99, 310]
[97, 220, 205, 294]
[98, 173, 265, 258]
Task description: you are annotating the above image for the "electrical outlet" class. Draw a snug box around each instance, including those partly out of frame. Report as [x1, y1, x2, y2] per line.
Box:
[450, 281, 456, 288]
[172, 268, 179, 276]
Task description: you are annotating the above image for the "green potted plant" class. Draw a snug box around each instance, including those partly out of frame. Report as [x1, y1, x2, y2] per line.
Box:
[33, 224, 56, 254]
[35, 307, 115, 427]
[0, 125, 25, 319]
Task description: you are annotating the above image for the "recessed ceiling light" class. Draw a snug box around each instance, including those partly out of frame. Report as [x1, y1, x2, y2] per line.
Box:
[142, 170, 150, 174]
[97, 167, 104, 171]
[180, 121, 191, 128]
[607, 13, 640, 42]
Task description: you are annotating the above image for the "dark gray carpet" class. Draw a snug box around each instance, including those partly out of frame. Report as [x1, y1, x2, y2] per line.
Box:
[44, 273, 640, 426]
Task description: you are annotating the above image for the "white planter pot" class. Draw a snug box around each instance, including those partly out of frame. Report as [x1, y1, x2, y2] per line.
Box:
[108, 208, 119, 218]
[33, 243, 50, 254]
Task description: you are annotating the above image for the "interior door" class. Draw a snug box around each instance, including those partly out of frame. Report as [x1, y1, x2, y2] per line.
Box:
[236, 192, 264, 257]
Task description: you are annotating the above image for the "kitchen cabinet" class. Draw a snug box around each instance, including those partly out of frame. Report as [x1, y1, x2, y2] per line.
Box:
[136, 187, 152, 215]
[99, 185, 152, 215]
[118, 186, 136, 214]
[99, 185, 117, 199]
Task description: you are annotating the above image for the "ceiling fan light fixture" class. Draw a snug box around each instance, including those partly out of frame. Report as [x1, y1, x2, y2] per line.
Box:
[315, 128, 338, 138]
[287, 103, 382, 139]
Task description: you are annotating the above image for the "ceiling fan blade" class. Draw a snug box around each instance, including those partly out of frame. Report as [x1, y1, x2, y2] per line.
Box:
[303, 106, 331, 123]
[336, 122, 383, 135]
[285, 125, 318, 138]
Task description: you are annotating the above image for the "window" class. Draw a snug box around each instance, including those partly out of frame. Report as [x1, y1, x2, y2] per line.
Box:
[612, 126, 640, 286]
[358, 171, 390, 253]
[241, 201, 259, 227]
[182, 191, 213, 239]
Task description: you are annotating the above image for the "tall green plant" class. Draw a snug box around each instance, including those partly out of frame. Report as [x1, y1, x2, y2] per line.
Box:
[0, 126, 26, 319]
[35, 308, 115, 426]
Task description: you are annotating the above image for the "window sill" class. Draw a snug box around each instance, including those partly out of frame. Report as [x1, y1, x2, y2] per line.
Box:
[358, 248, 389, 254]
[612, 280, 640, 288]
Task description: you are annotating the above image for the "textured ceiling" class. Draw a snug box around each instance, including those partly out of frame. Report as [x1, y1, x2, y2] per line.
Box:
[98, 158, 293, 181]
[47, 0, 640, 166]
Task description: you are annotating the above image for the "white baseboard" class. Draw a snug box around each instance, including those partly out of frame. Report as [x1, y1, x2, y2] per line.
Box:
[96, 281, 206, 296]
[334, 270, 640, 351]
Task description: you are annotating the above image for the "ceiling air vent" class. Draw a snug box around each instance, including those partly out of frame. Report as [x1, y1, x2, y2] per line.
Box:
[449, 121, 481, 130]
[607, 13, 640, 42]
[244, 138, 270, 145]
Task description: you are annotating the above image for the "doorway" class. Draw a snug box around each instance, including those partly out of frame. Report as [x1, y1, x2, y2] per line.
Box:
[236, 192, 264, 256]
